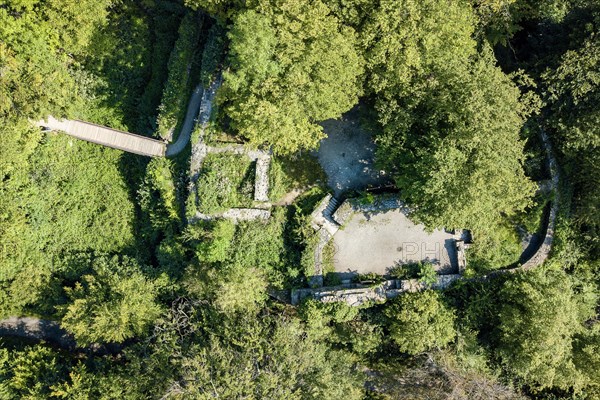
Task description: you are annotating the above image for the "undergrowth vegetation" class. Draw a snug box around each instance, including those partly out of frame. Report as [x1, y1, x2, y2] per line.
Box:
[195, 153, 255, 214]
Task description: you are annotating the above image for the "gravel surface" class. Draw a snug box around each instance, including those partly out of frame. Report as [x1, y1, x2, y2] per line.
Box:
[316, 107, 389, 196]
[166, 83, 204, 157]
[332, 209, 458, 280]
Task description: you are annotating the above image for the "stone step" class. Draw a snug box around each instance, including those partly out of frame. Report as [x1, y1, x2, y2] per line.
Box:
[324, 197, 339, 215]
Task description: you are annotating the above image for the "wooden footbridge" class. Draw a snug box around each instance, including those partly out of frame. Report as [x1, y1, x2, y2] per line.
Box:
[38, 116, 168, 157]
[36, 80, 212, 158]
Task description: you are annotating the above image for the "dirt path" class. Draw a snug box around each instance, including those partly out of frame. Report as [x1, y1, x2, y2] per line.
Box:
[0, 316, 76, 350]
[165, 84, 204, 157]
[273, 188, 305, 206]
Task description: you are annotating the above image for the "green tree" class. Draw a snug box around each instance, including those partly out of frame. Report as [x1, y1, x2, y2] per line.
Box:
[156, 12, 202, 139]
[360, 0, 476, 96]
[179, 315, 364, 399]
[418, 262, 438, 286]
[574, 325, 600, 394]
[299, 299, 382, 356]
[497, 267, 597, 391]
[0, 135, 135, 317]
[60, 256, 165, 346]
[358, 0, 537, 250]
[384, 290, 456, 355]
[184, 0, 247, 19]
[376, 48, 536, 238]
[543, 26, 600, 252]
[545, 33, 600, 152]
[138, 157, 180, 248]
[0, 345, 67, 399]
[0, 0, 112, 119]
[222, 1, 364, 153]
[185, 263, 268, 315]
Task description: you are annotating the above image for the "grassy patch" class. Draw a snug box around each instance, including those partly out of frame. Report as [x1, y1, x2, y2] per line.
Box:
[322, 240, 342, 286]
[269, 154, 327, 203]
[322, 239, 336, 275]
[196, 153, 255, 214]
[300, 233, 320, 283]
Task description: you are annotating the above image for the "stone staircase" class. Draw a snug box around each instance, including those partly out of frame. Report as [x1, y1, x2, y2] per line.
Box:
[310, 194, 342, 236]
[323, 196, 340, 222]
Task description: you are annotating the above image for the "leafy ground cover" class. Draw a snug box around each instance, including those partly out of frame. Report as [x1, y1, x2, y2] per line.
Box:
[195, 153, 256, 214]
[269, 153, 327, 203]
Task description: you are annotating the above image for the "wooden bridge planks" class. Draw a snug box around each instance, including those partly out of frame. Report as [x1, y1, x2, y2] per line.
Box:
[38, 116, 166, 157]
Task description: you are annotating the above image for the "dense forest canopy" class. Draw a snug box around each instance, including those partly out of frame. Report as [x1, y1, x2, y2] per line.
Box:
[0, 0, 599, 398]
[221, 0, 364, 153]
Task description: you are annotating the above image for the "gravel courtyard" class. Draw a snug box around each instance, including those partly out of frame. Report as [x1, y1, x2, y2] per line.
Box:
[317, 107, 390, 195]
[332, 209, 458, 280]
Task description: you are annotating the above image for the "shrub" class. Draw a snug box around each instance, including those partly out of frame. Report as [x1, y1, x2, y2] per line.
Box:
[195, 153, 255, 214]
[389, 261, 437, 285]
[384, 290, 456, 355]
[268, 154, 327, 203]
[196, 219, 236, 263]
[156, 12, 202, 139]
[199, 24, 226, 87]
[59, 256, 165, 346]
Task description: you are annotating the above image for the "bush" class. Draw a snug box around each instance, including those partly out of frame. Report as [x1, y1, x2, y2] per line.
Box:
[353, 272, 384, 285]
[146, 158, 178, 219]
[195, 153, 255, 214]
[514, 192, 551, 234]
[384, 291, 456, 355]
[268, 154, 327, 203]
[59, 256, 165, 346]
[138, 158, 180, 243]
[156, 12, 202, 139]
[418, 262, 438, 286]
[196, 219, 236, 263]
[390, 261, 437, 286]
[300, 233, 320, 283]
[467, 225, 523, 272]
[200, 24, 226, 87]
[229, 208, 288, 285]
[357, 192, 376, 206]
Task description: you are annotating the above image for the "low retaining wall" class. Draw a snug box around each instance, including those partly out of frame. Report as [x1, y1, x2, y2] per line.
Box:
[518, 129, 559, 270]
[293, 127, 560, 307]
[191, 208, 271, 224]
[292, 275, 461, 306]
[186, 75, 273, 224]
[254, 155, 271, 202]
